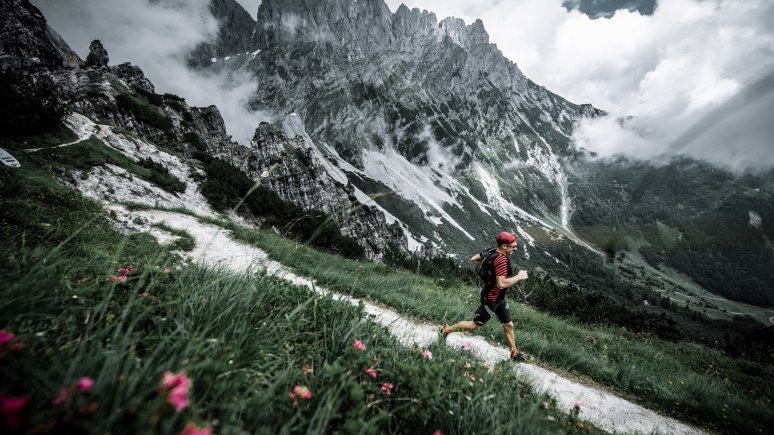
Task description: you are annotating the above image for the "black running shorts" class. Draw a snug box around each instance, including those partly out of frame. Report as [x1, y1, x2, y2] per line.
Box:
[473, 299, 511, 325]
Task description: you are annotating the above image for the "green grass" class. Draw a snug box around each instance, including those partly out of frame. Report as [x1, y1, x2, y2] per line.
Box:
[151, 223, 195, 252]
[215, 220, 774, 434]
[0, 125, 78, 152]
[1, 165, 603, 434]
[2, 251, 604, 434]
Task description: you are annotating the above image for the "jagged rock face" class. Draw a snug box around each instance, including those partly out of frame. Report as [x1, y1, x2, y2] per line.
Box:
[193, 0, 609, 256]
[0, 0, 80, 71]
[85, 39, 109, 68]
[227, 119, 408, 259]
[187, 0, 258, 68]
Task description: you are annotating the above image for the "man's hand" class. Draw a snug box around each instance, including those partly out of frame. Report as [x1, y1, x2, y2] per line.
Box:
[515, 270, 528, 281]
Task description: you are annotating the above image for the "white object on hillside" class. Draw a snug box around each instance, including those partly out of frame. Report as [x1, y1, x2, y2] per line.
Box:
[0, 148, 20, 167]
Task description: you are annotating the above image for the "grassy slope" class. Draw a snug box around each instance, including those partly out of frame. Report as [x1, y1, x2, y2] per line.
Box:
[0, 164, 597, 433]
[219, 221, 774, 434]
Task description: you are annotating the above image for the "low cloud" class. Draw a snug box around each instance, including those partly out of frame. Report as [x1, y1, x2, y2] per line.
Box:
[386, 0, 774, 172]
[32, 0, 268, 145]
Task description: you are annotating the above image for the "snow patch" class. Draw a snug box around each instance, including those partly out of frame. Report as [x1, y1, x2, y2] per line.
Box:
[474, 162, 552, 229]
[749, 210, 762, 228]
[363, 148, 474, 240]
[516, 225, 535, 246]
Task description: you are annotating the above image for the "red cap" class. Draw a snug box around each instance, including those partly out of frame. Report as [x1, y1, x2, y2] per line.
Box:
[495, 232, 517, 246]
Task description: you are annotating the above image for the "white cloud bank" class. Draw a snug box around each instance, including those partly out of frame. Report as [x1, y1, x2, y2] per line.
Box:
[32, 0, 267, 145]
[386, 0, 774, 172]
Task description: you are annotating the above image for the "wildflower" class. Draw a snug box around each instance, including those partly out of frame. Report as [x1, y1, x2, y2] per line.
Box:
[180, 422, 213, 435]
[288, 385, 312, 400]
[463, 362, 471, 369]
[463, 341, 472, 351]
[365, 366, 377, 379]
[117, 275, 127, 282]
[0, 330, 21, 358]
[0, 394, 29, 430]
[303, 364, 314, 376]
[76, 377, 94, 392]
[53, 387, 70, 408]
[434, 431, 443, 435]
[159, 371, 191, 412]
[422, 350, 432, 360]
[353, 340, 366, 351]
[380, 382, 394, 396]
[288, 385, 311, 408]
[542, 401, 549, 409]
[574, 402, 582, 408]
[118, 268, 130, 275]
[372, 357, 379, 363]
[163, 267, 172, 273]
[0, 330, 14, 345]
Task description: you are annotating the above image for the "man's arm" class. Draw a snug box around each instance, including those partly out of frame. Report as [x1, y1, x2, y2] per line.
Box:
[496, 270, 528, 289]
[470, 253, 482, 265]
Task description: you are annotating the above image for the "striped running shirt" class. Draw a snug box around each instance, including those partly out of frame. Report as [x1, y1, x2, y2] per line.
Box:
[482, 253, 512, 302]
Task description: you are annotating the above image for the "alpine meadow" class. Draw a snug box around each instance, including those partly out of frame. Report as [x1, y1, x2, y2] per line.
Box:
[1, 0, 772, 434]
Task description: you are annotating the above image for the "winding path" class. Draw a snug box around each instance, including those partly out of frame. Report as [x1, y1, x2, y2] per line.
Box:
[121, 206, 707, 435]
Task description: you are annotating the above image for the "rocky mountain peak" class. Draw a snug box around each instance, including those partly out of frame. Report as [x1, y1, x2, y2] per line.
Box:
[438, 17, 489, 47]
[253, 0, 492, 53]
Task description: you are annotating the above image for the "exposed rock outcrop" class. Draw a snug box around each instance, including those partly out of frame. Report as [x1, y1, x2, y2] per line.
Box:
[85, 39, 109, 68]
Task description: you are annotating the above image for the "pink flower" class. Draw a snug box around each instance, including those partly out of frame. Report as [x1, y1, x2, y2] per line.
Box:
[463, 341, 472, 351]
[380, 382, 394, 396]
[0, 394, 29, 430]
[365, 366, 377, 379]
[163, 267, 172, 273]
[543, 401, 550, 409]
[0, 330, 14, 345]
[422, 350, 433, 360]
[159, 371, 191, 412]
[434, 431, 443, 435]
[117, 275, 127, 282]
[463, 362, 471, 369]
[574, 402, 582, 408]
[53, 387, 70, 409]
[288, 385, 312, 408]
[372, 357, 379, 363]
[76, 377, 94, 391]
[0, 330, 20, 358]
[352, 340, 366, 351]
[180, 422, 213, 435]
[288, 385, 312, 400]
[118, 268, 130, 275]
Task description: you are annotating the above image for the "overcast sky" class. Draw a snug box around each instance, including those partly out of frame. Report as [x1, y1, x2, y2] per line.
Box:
[33, 0, 774, 172]
[383, 0, 774, 172]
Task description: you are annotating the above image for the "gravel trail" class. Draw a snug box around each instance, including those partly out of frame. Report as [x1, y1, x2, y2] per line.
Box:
[126, 208, 707, 435]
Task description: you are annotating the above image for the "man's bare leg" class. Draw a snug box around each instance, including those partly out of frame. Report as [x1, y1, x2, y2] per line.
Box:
[502, 321, 516, 352]
[446, 321, 481, 334]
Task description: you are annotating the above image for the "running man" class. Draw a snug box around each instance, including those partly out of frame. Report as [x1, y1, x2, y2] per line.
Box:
[441, 232, 530, 361]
